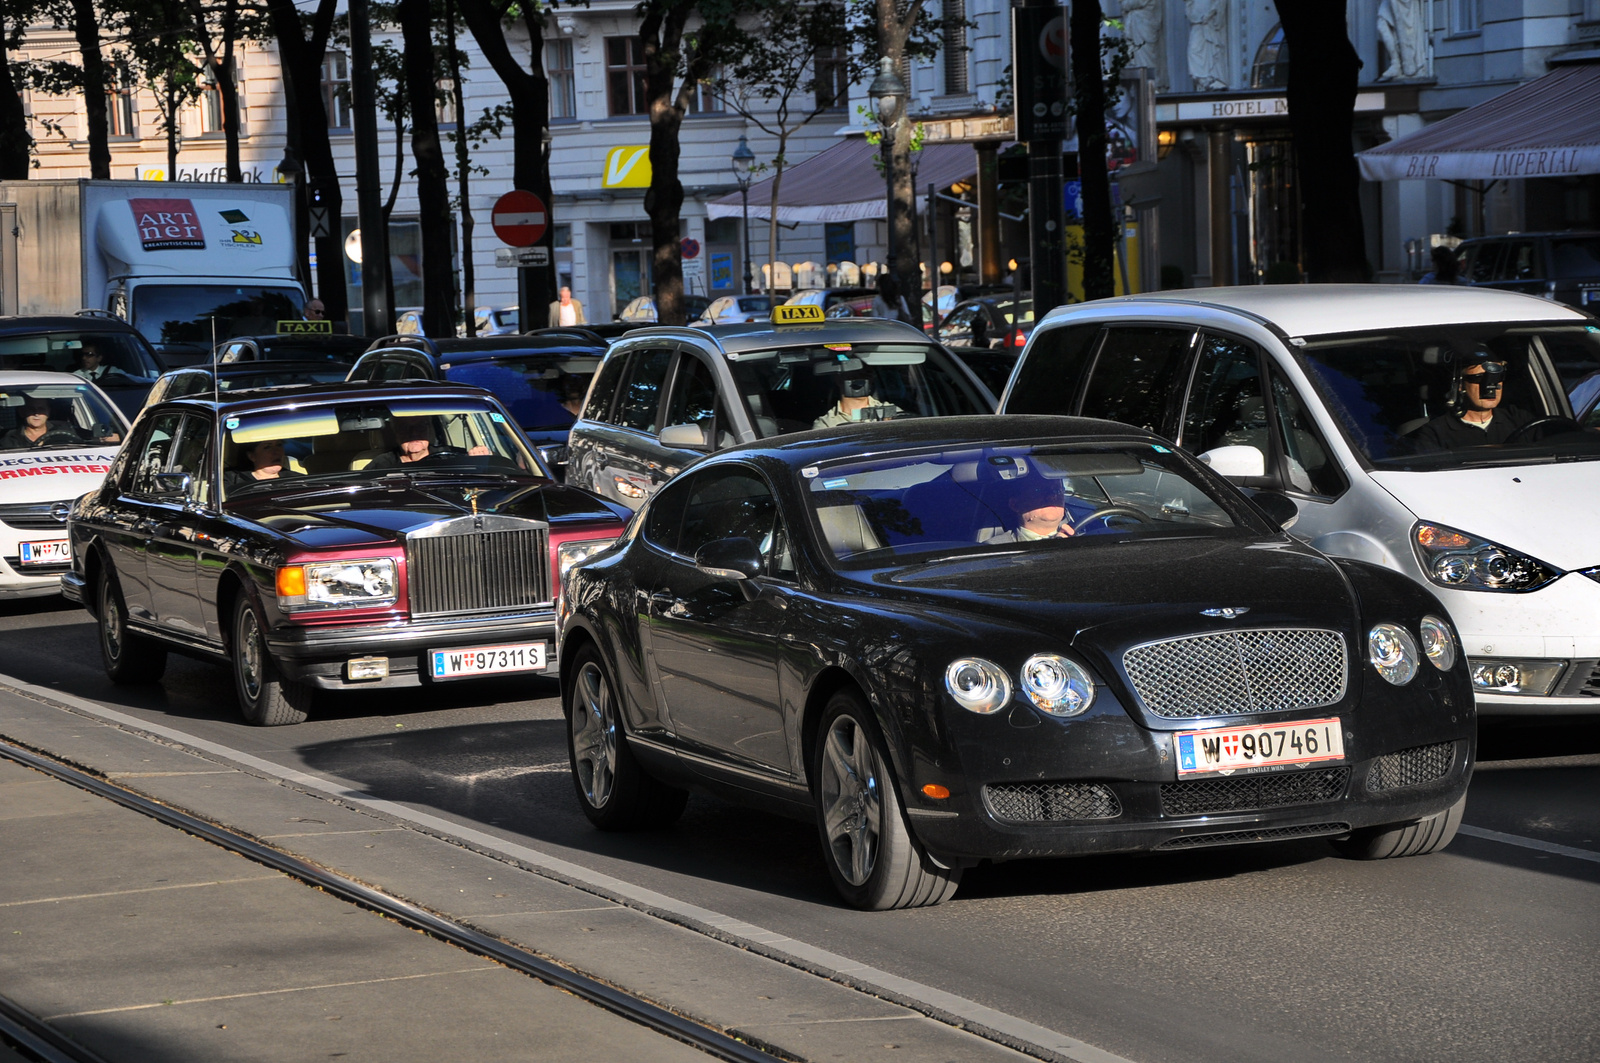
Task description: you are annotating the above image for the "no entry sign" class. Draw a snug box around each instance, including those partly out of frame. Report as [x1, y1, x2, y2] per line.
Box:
[492, 190, 548, 248]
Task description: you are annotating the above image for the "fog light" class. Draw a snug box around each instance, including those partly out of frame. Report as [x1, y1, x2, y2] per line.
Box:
[346, 656, 389, 681]
[1467, 657, 1564, 696]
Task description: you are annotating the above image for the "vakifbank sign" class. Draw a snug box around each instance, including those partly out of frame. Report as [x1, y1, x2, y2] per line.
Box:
[602, 147, 652, 189]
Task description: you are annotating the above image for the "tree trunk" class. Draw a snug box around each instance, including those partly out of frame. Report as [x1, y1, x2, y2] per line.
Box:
[1275, 0, 1367, 281]
[70, 0, 110, 180]
[767, 130, 789, 295]
[641, 4, 692, 327]
[458, 0, 555, 321]
[875, 0, 922, 327]
[1070, 0, 1114, 301]
[445, 6, 476, 335]
[398, 0, 456, 337]
[0, 12, 32, 179]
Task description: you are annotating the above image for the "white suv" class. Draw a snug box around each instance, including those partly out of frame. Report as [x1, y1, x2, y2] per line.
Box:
[999, 285, 1600, 715]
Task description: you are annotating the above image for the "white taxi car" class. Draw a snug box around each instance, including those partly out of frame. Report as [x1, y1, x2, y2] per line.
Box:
[0, 372, 128, 598]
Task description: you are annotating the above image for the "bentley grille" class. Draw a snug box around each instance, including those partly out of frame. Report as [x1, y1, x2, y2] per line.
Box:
[1161, 767, 1350, 816]
[984, 782, 1122, 822]
[1365, 742, 1455, 792]
[408, 526, 550, 617]
[1122, 629, 1347, 719]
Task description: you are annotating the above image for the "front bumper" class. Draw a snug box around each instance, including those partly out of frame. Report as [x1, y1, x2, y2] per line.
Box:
[1437, 573, 1600, 716]
[267, 608, 558, 691]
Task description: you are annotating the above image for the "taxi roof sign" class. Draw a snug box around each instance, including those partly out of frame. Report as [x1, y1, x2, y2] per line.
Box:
[277, 319, 333, 335]
[772, 303, 825, 325]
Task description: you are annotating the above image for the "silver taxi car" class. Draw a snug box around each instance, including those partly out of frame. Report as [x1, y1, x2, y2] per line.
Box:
[566, 309, 996, 509]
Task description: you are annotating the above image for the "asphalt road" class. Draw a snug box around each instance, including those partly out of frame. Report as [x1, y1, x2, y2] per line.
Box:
[2, 593, 1597, 1063]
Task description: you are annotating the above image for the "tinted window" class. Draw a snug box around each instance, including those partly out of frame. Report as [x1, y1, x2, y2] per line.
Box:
[1003, 323, 1102, 414]
[1466, 242, 1503, 284]
[168, 416, 214, 503]
[583, 353, 629, 423]
[0, 330, 162, 383]
[444, 354, 601, 431]
[663, 355, 730, 446]
[643, 477, 689, 553]
[677, 465, 788, 574]
[131, 285, 304, 346]
[1182, 333, 1262, 456]
[129, 413, 184, 495]
[1550, 237, 1600, 280]
[1268, 369, 1344, 497]
[1497, 240, 1539, 281]
[1080, 326, 1195, 432]
[614, 348, 674, 431]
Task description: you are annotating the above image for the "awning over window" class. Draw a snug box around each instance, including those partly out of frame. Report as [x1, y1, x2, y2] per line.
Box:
[1358, 63, 1600, 182]
[706, 137, 979, 224]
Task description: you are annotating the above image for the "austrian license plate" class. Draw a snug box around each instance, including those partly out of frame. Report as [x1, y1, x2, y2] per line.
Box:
[430, 641, 547, 680]
[1174, 717, 1345, 777]
[18, 539, 70, 567]
[1584, 290, 1600, 305]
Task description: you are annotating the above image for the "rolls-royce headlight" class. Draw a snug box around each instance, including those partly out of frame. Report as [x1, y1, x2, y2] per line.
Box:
[945, 658, 1012, 714]
[1368, 623, 1419, 686]
[1019, 654, 1095, 716]
[1413, 522, 1560, 592]
[1418, 615, 1456, 672]
[278, 558, 397, 611]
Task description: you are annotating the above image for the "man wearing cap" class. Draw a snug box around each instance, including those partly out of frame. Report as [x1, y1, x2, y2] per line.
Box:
[984, 476, 1077, 543]
[1413, 350, 1534, 451]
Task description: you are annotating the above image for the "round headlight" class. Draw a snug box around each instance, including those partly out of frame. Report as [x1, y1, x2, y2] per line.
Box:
[945, 658, 1012, 715]
[1368, 623, 1419, 686]
[1419, 615, 1456, 672]
[1019, 654, 1095, 716]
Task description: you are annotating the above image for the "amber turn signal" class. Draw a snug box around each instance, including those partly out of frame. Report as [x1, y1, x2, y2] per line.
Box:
[276, 566, 307, 598]
[921, 783, 950, 800]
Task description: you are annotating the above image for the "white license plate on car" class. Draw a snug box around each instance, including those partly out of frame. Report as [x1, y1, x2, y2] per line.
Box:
[1174, 717, 1345, 777]
[18, 539, 70, 567]
[430, 641, 547, 680]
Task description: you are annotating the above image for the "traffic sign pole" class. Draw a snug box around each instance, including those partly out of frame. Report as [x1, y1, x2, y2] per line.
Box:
[1014, 0, 1067, 316]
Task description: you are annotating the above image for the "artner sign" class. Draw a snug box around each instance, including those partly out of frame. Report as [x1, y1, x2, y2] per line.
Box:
[1358, 145, 1600, 182]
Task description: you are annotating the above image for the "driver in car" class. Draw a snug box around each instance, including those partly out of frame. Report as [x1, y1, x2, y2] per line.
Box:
[1413, 350, 1534, 450]
[365, 418, 491, 469]
[2, 397, 66, 449]
[984, 476, 1077, 543]
[813, 369, 902, 429]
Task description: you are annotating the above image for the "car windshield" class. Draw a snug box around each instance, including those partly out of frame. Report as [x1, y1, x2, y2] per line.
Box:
[132, 285, 305, 347]
[220, 397, 541, 503]
[0, 381, 126, 451]
[1550, 237, 1600, 280]
[0, 330, 163, 384]
[1295, 322, 1600, 470]
[442, 353, 601, 430]
[804, 441, 1253, 566]
[728, 342, 991, 436]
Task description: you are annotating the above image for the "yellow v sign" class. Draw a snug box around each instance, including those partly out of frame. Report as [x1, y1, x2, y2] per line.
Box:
[602, 146, 653, 189]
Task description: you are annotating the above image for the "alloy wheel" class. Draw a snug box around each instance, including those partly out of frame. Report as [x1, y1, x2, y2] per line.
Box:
[571, 661, 618, 808]
[237, 607, 264, 701]
[820, 715, 882, 887]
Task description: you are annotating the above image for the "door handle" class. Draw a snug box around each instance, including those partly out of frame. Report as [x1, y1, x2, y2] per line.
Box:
[649, 591, 676, 610]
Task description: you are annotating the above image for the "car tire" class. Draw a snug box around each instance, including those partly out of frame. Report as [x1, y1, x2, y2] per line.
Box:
[565, 643, 687, 830]
[97, 569, 167, 685]
[812, 690, 961, 910]
[1334, 794, 1466, 860]
[230, 593, 311, 726]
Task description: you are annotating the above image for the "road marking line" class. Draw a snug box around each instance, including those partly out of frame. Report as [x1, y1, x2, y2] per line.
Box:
[0, 674, 1134, 1063]
[45, 968, 497, 1019]
[1458, 824, 1600, 864]
[0, 876, 280, 907]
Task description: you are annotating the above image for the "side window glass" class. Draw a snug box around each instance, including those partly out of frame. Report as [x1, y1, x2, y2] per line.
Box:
[663, 355, 728, 446]
[1182, 333, 1264, 456]
[377, 358, 410, 381]
[351, 353, 382, 382]
[1268, 369, 1345, 497]
[642, 476, 689, 553]
[1003, 323, 1102, 414]
[168, 416, 213, 504]
[1468, 242, 1503, 284]
[1080, 326, 1196, 432]
[584, 353, 629, 423]
[129, 413, 183, 496]
[677, 466, 786, 574]
[1500, 240, 1538, 281]
[614, 348, 674, 432]
[938, 305, 979, 341]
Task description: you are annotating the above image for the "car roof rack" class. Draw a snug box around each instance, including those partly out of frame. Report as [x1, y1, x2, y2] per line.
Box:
[364, 334, 439, 355]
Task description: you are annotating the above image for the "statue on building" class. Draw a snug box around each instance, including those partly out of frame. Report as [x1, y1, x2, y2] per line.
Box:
[1376, 0, 1430, 80]
[1121, 0, 1166, 90]
[1185, 0, 1229, 92]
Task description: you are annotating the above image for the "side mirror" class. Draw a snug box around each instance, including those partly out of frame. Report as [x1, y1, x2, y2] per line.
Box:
[1250, 490, 1299, 531]
[152, 471, 192, 497]
[659, 422, 710, 450]
[694, 537, 763, 581]
[1198, 444, 1266, 479]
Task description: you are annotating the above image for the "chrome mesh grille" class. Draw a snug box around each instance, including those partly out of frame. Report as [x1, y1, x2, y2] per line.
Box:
[1123, 629, 1347, 719]
[1162, 767, 1350, 816]
[1366, 742, 1455, 792]
[408, 527, 550, 617]
[984, 783, 1121, 822]
[1157, 823, 1350, 850]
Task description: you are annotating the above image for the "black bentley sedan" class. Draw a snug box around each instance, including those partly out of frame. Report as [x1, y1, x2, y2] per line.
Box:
[558, 416, 1476, 909]
[63, 382, 629, 725]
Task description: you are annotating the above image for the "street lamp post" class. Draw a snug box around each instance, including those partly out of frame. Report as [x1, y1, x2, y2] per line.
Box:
[731, 136, 756, 296]
[867, 57, 907, 288]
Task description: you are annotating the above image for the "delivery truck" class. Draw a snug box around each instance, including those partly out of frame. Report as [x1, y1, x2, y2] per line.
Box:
[0, 180, 308, 365]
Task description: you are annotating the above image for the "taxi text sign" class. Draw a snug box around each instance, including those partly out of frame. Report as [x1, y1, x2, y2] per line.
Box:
[772, 303, 825, 325]
[277, 319, 333, 334]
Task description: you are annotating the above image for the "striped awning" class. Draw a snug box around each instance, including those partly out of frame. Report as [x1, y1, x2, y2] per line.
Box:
[1358, 63, 1600, 182]
[706, 137, 980, 223]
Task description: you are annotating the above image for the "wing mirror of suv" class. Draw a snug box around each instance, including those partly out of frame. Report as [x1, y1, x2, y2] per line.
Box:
[659, 422, 711, 450]
[1249, 490, 1299, 531]
[694, 537, 764, 593]
[152, 471, 193, 497]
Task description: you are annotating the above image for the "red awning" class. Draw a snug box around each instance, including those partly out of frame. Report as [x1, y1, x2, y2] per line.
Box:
[1358, 63, 1600, 181]
[707, 137, 980, 223]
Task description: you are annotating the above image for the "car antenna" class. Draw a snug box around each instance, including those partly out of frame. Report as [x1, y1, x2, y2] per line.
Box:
[211, 314, 219, 405]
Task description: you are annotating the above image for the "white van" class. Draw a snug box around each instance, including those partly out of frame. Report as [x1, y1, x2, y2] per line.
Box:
[999, 285, 1600, 715]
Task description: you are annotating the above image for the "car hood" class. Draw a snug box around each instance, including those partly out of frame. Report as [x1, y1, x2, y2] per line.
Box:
[0, 447, 120, 505]
[1369, 462, 1600, 570]
[869, 536, 1358, 649]
[231, 479, 627, 551]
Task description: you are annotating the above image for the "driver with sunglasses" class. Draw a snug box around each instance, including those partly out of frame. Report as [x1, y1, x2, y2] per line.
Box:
[1413, 349, 1534, 451]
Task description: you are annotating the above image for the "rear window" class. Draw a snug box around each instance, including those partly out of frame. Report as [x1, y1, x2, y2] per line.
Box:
[443, 354, 601, 430]
[1549, 237, 1600, 281]
[0, 330, 162, 383]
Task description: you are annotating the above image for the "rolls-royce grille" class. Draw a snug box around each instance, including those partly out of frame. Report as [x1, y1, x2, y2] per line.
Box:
[1162, 767, 1350, 816]
[1123, 629, 1347, 719]
[0, 501, 72, 531]
[1157, 823, 1350, 851]
[984, 782, 1122, 822]
[408, 527, 550, 617]
[1366, 742, 1455, 792]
